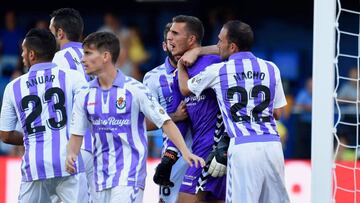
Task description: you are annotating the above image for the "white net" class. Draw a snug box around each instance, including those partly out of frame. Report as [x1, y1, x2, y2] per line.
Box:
[333, 0, 360, 202]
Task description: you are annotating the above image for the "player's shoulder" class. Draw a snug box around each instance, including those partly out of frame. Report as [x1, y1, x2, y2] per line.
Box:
[198, 54, 222, 64]
[258, 57, 281, 73]
[143, 63, 166, 82]
[125, 76, 151, 94]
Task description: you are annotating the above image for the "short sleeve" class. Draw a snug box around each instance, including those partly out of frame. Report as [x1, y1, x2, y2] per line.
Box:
[0, 83, 18, 131]
[70, 88, 90, 136]
[273, 72, 287, 109]
[188, 63, 222, 97]
[138, 88, 170, 128]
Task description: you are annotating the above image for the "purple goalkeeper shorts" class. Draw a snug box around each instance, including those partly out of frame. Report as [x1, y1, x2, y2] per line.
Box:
[179, 137, 226, 200]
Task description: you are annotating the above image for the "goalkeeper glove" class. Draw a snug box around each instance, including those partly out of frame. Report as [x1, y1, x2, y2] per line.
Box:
[153, 149, 178, 187]
[207, 134, 229, 178]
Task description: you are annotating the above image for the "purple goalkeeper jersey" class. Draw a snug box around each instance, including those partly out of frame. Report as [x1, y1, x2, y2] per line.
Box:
[178, 55, 222, 153]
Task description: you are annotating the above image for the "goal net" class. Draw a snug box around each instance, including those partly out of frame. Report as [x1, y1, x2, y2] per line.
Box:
[333, 0, 360, 202]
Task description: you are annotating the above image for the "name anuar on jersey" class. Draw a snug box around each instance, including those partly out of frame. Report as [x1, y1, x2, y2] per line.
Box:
[234, 71, 265, 81]
[26, 74, 55, 88]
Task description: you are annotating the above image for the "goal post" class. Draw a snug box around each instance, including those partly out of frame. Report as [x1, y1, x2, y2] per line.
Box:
[312, 0, 336, 202]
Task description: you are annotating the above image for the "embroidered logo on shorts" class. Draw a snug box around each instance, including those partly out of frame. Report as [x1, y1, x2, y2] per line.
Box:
[116, 97, 126, 110]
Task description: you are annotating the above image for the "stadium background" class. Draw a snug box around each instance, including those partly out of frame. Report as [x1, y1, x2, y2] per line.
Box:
[0, 0, 358, 202]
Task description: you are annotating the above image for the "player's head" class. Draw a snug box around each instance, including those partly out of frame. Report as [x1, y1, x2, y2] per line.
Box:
[82, 31, 120, 75]
[168, 15, 204, 61]
[217, 20, 254, 60]
[21, 28, 56, 68]
[49, 8, 84, 43]
[162, 23, 176, 65]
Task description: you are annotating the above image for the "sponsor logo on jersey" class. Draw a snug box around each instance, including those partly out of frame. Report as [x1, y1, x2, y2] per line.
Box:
[116, 97, 126, 110]
[91, 117, 130, 126]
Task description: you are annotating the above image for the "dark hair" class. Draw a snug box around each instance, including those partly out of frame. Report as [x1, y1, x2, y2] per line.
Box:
[50, 8, 84, 41]
[172, 15, 204, 44]
[163, 22, 172, 41]
[223, 20, 254, 51]
[83, 31, 120, 64]
[24, 28, 57, 61]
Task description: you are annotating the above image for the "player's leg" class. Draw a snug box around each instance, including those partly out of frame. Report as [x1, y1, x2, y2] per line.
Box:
[259, 142, 290, 203]
[55, 173, 87, 203]
[159, 156, 189, 203]
[108, 185, 144, 203]
[226, 140, 263, 203]
[18, 180, 52, 203]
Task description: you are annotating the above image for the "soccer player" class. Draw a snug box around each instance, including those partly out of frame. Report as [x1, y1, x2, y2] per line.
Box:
[167, 15, 227, 203]
[0, 28, 87, 203]
[177, 20, 290, 203]
[143, 22, 192, 203]
[65, 31, 204, 203]
[49, 8, 96, 202]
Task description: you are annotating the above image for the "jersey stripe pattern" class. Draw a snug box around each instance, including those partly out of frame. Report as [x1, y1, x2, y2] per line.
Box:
[0, 62, 87, 181]
[71, 70, 170, 191]
[52, 42, 93, 152]
[188, 52, 287, 143]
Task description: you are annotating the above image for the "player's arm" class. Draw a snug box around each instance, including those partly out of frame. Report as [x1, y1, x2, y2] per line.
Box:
[0, 83, 23, 145]
[181, 45, 219, 67]
[177, 61, 192, 96]
[66, 134, 83, 174]
[162, 119, 204, 167]
[146, 101, 188, 130]
[66, 88, 89, 174]
[0, 131, 23, 145]
[274, 107, 285, 120]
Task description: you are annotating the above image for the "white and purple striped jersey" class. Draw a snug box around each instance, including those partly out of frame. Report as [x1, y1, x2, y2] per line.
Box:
[52, 41, 92, 153]
[188, 52, 287, 143]
[143, 57, 189, 151]
[52, 42, 90, 82]
[0, 62, 87, 182]
[71, 70, 170, 192]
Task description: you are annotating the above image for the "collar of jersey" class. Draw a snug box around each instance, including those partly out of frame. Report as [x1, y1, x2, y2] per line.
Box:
[165, 57, 176, 74]
[29, 62, 57, 72]
[89, 69, 125, 88]
[229, 51, 256, 60]
[61, 41, 82, 50]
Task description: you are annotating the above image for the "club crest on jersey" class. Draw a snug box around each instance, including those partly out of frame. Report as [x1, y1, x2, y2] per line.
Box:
[116, 97, 126, 110]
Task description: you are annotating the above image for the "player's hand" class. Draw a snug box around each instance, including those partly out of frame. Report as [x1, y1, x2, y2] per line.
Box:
[182, 151, 205, 168]
[172, 101, 188, 122]
[208, 156, 227, 177]
[207, 147, 227, 177]
[153, 149, 178, 187]
[180, 47, 201, 67]
[65, 153, 77, 174]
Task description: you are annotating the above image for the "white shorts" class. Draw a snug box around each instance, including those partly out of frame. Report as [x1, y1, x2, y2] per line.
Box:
[226, 140, 290, 203]
[159, 156, 189, 203]
[94, 185, 144, 203]
[18, 174, 87, 203]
